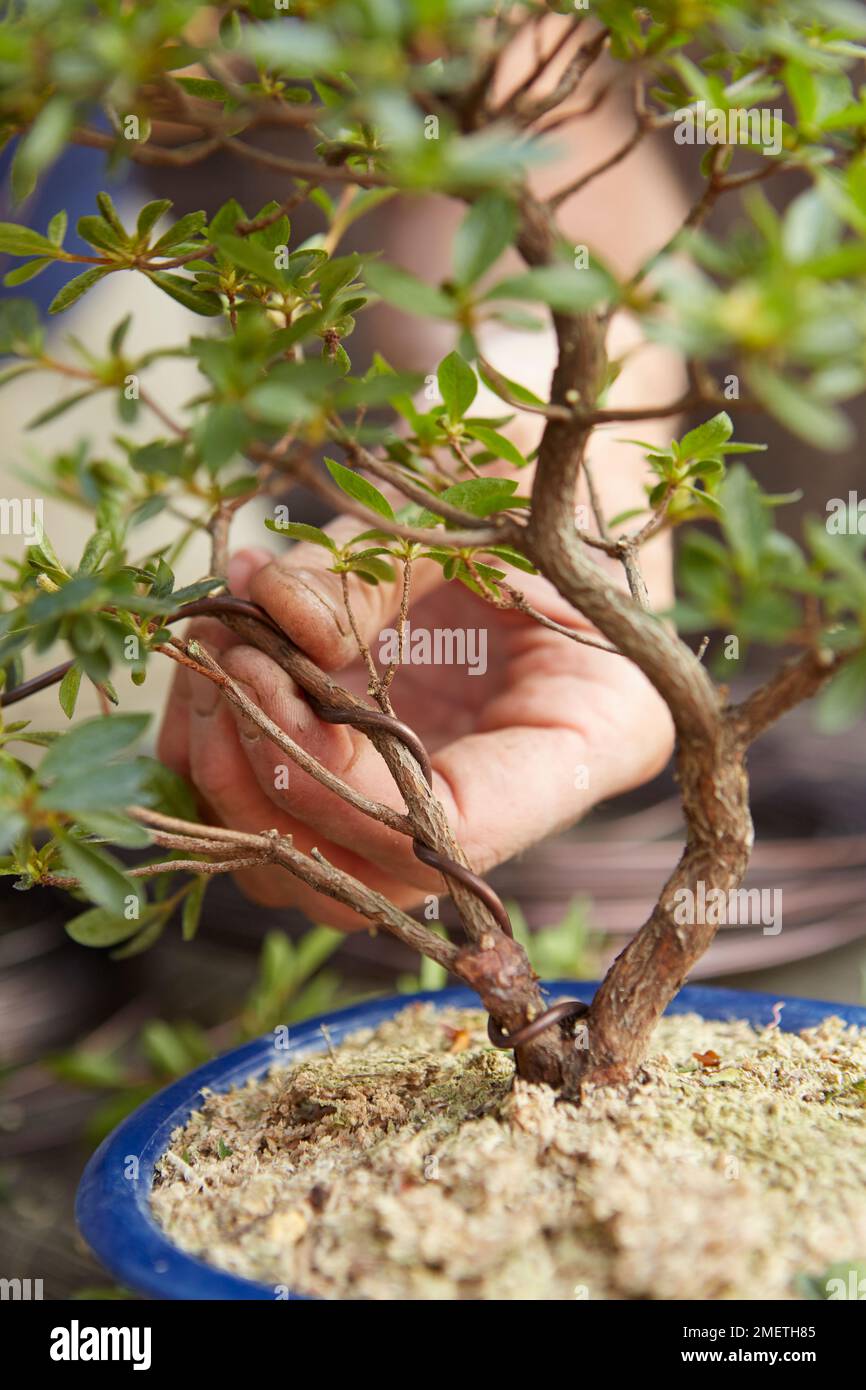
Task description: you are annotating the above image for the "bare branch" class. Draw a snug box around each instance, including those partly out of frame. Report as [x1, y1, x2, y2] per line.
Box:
[126, 808, 458, 970]
[482, 579, 623, 655]
[728, 646, 851, 745]
[340, 570, 386, 704]
[550, 118, 645, 209]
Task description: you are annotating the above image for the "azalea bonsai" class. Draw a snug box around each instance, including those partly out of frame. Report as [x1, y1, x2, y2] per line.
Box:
[2, 0, 866, 1101]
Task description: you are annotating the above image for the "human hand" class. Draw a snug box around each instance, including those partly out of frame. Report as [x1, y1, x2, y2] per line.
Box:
[157, 510, 674, 930]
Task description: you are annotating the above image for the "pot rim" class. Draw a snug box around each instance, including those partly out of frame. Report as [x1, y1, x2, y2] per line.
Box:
[75, 980, 866, 1301]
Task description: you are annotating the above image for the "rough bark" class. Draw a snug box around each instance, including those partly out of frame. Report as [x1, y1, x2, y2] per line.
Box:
[517, 309, 757, 1094]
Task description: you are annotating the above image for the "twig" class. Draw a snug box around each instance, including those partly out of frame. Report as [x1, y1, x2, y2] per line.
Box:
[582, 457, 608, 538]
[44, 855, 266, 887]
[550, 117, 645, 208]
[339, 571, 385, 704]
[498, 583, 623, 655]
[381, 557, 413, 692]
[728, 647, 848, 745]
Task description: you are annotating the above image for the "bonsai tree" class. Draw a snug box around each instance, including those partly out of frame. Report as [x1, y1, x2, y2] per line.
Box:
[2, 0, 866, 1098]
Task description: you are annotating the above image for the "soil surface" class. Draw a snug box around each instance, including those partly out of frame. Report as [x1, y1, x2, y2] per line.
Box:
[151, 1002, 866, 1300]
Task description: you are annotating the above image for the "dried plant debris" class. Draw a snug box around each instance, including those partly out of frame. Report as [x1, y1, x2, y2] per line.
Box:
[150, 1003, 866, 1300]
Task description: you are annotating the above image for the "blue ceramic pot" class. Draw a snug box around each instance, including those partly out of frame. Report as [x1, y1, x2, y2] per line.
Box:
[76, 982, 866, 1300]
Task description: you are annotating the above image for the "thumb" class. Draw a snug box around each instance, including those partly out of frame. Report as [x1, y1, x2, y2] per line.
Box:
[245, 514, 443, 672]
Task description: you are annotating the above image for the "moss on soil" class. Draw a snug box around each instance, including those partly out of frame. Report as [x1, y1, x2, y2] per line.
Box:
[150, 1001, 866, 1300]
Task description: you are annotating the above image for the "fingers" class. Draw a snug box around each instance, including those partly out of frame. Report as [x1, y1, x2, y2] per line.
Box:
[156, 616, 238, 778]
[247, 515, 443, 671]
[156, 548, 271, 776]
[216, 641, 445, 890]
[185, 694, 435, 929]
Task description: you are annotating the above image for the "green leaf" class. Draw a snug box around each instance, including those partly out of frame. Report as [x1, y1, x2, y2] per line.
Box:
[816, 651, 866, 733]
[0, 364, 36, 391]
[131, 438, 190, 478]
[145, 271, 222, 316]
[11, 98, 73, 202]
[48, 267, 111, 315]
[718, 466, 769, 576]
[463, 423, 527, 468]
[264, 520, 338, 551]
[421, 476, 518, 523]
[0, 758, 28, 852]
[293, 924, 343, 982]
[108, 314, 131, 356]
[325, 458, 394, 519]
[477, 360, 547, 409]
[782, 188, 839, 264]
[47, 211, 67, 246]
[453, 194, 516, 287]
[40, 713, 149, 781]
[0, 299, 43, 355]
[49, 1047, 128, 1088]
[28, 388, 96, 429]
[245, 20, 342, 74]
[141, 1019, 209, 1075]
[346, 554, 395, 584]
[55, 831, 138, 917]
[365, 262, 453, 317]
[746, 363, 853, 451]
[138, 758, 199, 822]
[95, 192, 128, 239]
[679, 412, 733, 460]
[135, 199, 172, 241]
[259, 929, 296, 994]
[0, 223, 57, 256]
[484, 545, 537, 574]
[111, 914, 168, 960]
[76, 215, 128, 255]
[150, 210, 207, 253]
[58, 663, 82, 720]
[76, 811, 153, 849]
[40, 762, 151, 814]
[437, 351, 477, 421]
[182, 876, 208, 941]
[487, 264, 613, 313]
[193, 402, 252, 472]
[174, 75, 231, 103]
[212, 232, 286, 288]
[4, 257, 53, 286]
[455, 559, 506, 596]
[65, 904, 147, 948]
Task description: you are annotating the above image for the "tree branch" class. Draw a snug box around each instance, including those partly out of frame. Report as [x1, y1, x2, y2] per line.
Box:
[728, 646, 850, 745]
